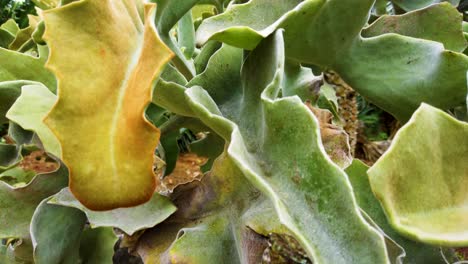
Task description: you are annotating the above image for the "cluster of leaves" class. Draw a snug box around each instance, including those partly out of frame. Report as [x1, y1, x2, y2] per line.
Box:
[0, 0, 467, 263]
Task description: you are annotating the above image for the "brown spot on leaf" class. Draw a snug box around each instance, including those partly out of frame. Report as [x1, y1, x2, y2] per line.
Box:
[156, 153, 208, 194]
[99, 48, 106, 57]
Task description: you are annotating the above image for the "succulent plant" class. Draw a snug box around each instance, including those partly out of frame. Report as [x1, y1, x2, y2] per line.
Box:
[0, 0, 467, 263]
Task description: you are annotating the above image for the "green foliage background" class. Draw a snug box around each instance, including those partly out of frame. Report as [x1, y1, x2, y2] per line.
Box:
[0, 0, 36, 28]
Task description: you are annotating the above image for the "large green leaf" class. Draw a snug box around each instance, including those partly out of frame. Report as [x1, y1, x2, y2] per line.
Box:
[152, 64, 194, 117]
[32, 196, 128, 264]
[196, 0, 468, 121]
[0, 46, 56, 91]
[155, 30, 389, 263]
[6, 84, 60, 157]
[79, 227, 117, 264]
[368, 104, 468, 246]
[196, 0, 302, 50]
[49, 188, 176, 236]
[336, 36, 468, 121]
[363, 3, 467, 52]
[187, 43, 243, 108]
[197, 0, 372, 65]
[0, 163, 68, 261]
[0, 81, 38, 124]
[42, 0, 173, 210]
[30, 199, 86, 264]
[346, 159, 451, 263]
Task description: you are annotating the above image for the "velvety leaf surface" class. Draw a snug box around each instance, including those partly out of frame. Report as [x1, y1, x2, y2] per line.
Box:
[360, 212, 406, 264]
[177, 12, 196, 60]
[155, 31, 389, 263]
[391, 0, 458, 11]
[0, 163, 68, 260]
[196, 0, 468, 121]
[193, 40, 221, 74]
[152, 65, 194, 117]
[282, 60, 321, 101]
[279, 0, 373, 66]
[346, 159, 450, 264]
[187, 43, 243, 108]
[6, 84, 60, 157]
[49, 188, 176, 236]
[0, 81, 38, 124]
[43, 0, 173, 210]
[31, 199, 86, 264]
[336, 35, 468, 121]
[0, 46, 56, 91]
[79, 227, 117, 264]
[363, 3, 467, 52]
[196, 0, 302, 50]
[368, 104, 468, 246]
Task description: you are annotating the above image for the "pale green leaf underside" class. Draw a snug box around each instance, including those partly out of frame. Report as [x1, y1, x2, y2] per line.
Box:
[49, 188, 177, 236]
[368, 104, 468, 246]
[6, 84, 61, 157]
[0, 80, 39, 124]
[346, 160, 449, 263]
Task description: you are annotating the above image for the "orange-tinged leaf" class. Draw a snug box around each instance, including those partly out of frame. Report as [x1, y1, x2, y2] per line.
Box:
[43, 0, 174, 210]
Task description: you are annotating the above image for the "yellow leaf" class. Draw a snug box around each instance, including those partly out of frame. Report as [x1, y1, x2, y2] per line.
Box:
[43, 0, 173, 210]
